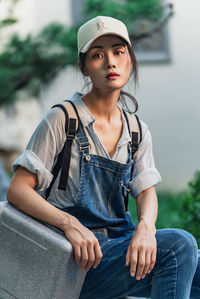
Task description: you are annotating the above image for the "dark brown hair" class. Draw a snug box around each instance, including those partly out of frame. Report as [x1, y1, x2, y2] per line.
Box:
[78, 36, 139, 112]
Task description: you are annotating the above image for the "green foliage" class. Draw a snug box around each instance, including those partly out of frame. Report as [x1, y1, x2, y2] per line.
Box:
[129, 191, 185, 229]
[0, 18, 18, 29]
[0, 0, 163, 107]
[156, 191, 185, 229]
[181, 171, 200, 246]
[129, 171, 200, 247]
[0, 0, 20, 32]
[84, 0, 162, 32]
[0, 23, 78, 106]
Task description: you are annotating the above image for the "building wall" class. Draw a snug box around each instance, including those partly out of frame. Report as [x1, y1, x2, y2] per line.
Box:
[0, 0, 200, 190]
[137, 0, 200, 190]
[0, 0, 71, 37]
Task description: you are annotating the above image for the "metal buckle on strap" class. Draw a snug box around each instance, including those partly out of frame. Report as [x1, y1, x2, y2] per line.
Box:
[67, 134, 75, 140]
[129, 141, 138, 153]
[78, 136, 91, 152]
[79, 144, 91, 151]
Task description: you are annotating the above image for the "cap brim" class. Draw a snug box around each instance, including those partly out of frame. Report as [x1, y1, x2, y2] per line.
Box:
[80, 37, 97, 53]
[80, 33, 132, 54]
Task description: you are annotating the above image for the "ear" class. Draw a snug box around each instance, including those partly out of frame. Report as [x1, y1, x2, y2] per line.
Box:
[77, 60, 89, 77]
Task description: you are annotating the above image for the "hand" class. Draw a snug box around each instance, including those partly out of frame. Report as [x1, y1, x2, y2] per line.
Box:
[62, 215, 103, 271]
[125, 219, 157, 280]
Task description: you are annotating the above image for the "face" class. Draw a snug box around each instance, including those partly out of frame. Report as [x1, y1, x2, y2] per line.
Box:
[82, 35, 132, 93]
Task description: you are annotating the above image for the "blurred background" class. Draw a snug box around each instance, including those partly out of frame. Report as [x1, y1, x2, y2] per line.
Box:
[0, 0, 200, 243]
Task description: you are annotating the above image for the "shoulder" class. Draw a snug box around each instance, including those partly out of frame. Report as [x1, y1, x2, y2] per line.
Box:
[137, 119, 153, 148]
[139, 119, 149, 137]
[44, 92, 81, 125]
[45, 105, 66, 128]
[123, 110, 150, 143]
[41, 94, 79, 132]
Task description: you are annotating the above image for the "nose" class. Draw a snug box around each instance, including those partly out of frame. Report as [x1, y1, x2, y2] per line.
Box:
[105, 53, 116, 69]
[107, 63, 115, 69]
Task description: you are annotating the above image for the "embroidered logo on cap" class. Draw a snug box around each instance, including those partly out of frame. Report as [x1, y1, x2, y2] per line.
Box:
[96, 22, 108, 31]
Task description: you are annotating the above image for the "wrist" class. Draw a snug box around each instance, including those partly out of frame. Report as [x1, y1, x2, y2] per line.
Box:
[58, 212, 72, 232]
[138, 217, 156, 234]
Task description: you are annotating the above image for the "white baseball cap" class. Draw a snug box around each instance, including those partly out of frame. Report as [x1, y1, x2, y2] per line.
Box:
[77, 16, 132, 55]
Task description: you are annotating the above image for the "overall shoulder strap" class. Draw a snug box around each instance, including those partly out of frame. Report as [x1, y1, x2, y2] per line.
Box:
[122, 110, 142, 209]
[123, 111, 142, 146]
[45, 101, 79, 199]
[62, 101, 79, 132]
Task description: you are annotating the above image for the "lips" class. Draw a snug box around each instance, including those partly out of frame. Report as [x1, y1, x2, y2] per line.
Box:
[106, 72, 120, 79]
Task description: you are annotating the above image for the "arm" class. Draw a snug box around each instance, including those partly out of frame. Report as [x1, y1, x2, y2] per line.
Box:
[126, 186, 158, 280]
[7, 166, 103, 271]
[136, 185, 158, 229]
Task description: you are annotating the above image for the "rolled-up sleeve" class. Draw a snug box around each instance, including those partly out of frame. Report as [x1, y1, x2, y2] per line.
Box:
[12, 108, 66, 191]
[129, 121, 161, 198]
[13, 150, 53, 190]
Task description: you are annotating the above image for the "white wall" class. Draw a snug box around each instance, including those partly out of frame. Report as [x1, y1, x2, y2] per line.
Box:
[0, 0, 200, 191]
[33, 0, 72, 33]
[136, 0, 200, 190]
[0, 0, 71, 39]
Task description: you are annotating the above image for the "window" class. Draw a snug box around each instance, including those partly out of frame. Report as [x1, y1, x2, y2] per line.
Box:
[132, 1, 172, 63]
[70, 0, 172, 63]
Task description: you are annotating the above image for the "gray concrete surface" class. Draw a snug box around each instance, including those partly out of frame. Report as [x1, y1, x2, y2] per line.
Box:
[0, 162, 9, 201]
[0, 202, 86, 299]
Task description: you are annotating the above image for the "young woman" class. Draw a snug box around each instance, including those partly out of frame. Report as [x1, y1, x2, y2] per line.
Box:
[7, 16, 200, 298]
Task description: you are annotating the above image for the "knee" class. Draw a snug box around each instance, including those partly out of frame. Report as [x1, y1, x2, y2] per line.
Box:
[157, 228, 198, 264]
[171, 228, 197, 251]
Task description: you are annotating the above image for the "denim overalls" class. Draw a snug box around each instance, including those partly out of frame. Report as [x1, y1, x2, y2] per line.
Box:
[62, 117, 200, 299]
[63, 119, 136, 237]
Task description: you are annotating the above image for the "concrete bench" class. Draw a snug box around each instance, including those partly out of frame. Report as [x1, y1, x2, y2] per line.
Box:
[0, 201, 146, 299]
[0, 201, 86, 299]
[0, 162, 9, 202]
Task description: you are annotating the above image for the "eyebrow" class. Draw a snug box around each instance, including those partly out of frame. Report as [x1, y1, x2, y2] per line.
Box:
[89, 43, 125, 50]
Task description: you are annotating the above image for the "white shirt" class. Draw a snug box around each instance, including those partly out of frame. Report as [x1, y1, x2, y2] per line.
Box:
[13, 92, 161, 209]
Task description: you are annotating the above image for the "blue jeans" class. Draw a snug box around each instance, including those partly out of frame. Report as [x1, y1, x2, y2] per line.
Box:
[80, 228, 200, 299]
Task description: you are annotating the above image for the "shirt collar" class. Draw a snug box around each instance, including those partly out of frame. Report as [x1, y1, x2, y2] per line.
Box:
[70, 92, 95, 127]
[118, 106, 131, 146]
[70, 92, 131, 144]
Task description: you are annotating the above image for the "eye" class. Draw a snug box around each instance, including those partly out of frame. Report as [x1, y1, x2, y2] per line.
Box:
[115, 50, 124, 55]
[92, 53, 103, 59]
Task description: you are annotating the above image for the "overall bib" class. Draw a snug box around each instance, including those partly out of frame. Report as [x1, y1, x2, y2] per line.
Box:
[64, 120, 136, 237]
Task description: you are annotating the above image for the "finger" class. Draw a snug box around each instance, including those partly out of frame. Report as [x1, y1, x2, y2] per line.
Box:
[136, 249, 145, 280]
[80, 242, 88, 270]
[125, 246, 131, 267]
[93, 242, 103, 269]
[130, 248, 138, 278]
[148, 249, 157, 273]
[141, 251, 151, 278]
[85, 244, 95, 271]
[74, 245, 81, 265]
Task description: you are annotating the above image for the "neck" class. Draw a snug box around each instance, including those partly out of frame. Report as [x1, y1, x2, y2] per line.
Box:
[82, 88, 121, 118]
